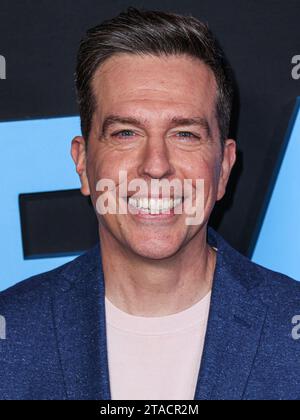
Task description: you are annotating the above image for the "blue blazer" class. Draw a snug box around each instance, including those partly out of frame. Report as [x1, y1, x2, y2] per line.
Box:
[0, 228, 300, 400]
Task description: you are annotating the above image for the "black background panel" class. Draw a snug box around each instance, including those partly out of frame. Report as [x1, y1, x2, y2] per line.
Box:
[19, 190, 99, 259]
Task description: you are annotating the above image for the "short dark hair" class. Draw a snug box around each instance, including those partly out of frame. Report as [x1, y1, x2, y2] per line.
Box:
[75, 7, 234, 145]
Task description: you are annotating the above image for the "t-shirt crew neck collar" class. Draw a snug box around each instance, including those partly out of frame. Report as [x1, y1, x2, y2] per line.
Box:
[105, 291, 212, 336]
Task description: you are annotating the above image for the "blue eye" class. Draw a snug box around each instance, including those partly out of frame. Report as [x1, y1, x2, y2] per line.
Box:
[112, 130, 135, 138]
[177, 132, 197, 138]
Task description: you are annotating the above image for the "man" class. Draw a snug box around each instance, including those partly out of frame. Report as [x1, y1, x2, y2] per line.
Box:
[0, 8, 300, 400]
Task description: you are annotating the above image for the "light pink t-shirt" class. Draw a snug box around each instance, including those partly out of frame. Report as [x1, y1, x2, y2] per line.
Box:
[105, 291, 212, 400]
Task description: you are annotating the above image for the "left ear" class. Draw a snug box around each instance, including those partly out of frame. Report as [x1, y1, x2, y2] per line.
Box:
[217, 139, 237, 201]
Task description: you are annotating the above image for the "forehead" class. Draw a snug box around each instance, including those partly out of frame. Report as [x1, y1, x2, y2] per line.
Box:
[92, 53, 217, 119]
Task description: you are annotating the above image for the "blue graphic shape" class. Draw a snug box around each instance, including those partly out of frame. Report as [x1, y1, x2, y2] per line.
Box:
[252, 98, 300, 281]
[0, 117, 81, 291]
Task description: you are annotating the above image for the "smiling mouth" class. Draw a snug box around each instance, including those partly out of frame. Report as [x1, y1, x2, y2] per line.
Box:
[126, 196, 184, 214]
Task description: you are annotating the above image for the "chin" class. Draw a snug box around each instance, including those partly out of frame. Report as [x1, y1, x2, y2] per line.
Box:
[129, 239, 183, 260]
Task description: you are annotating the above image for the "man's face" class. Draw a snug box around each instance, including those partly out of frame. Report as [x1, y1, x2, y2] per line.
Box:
[72, 54, 236, 259]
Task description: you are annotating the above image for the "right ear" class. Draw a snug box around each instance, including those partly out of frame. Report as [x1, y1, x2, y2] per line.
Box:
[71, 136, 90, 196]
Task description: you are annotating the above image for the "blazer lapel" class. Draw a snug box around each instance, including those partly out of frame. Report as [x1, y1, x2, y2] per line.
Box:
[194, 229, 268, 400]
[51, 243, 111, 400]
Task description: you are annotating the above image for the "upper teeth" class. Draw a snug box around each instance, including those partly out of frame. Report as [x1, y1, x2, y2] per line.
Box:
[128, 197, 182, 213]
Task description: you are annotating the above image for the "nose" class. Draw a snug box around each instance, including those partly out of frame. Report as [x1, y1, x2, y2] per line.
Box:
[137, 136, 175, 180]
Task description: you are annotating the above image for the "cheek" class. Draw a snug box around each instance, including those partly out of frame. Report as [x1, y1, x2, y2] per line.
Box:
[86, 148, 136, 212]
[182, 154, 221, 198]
[87, 147, 116, 186]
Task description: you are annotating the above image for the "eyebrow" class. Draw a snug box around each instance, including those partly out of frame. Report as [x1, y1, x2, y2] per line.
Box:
[101, 115, 212, 138]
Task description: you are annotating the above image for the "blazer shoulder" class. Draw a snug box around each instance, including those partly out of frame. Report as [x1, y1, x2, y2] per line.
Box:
[231, 247, 300, 307]
[0, 243, 100, 305]
[211, 228, 300, 306]
[249, 258, 300, 306]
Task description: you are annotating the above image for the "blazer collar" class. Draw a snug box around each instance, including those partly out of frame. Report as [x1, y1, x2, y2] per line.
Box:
[51, 243, 111, 400]
[193, 228, 268, 400]
[52, 227, 267, 400]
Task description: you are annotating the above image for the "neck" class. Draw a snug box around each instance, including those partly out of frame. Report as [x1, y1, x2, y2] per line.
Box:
[100, 225, 216, 317]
